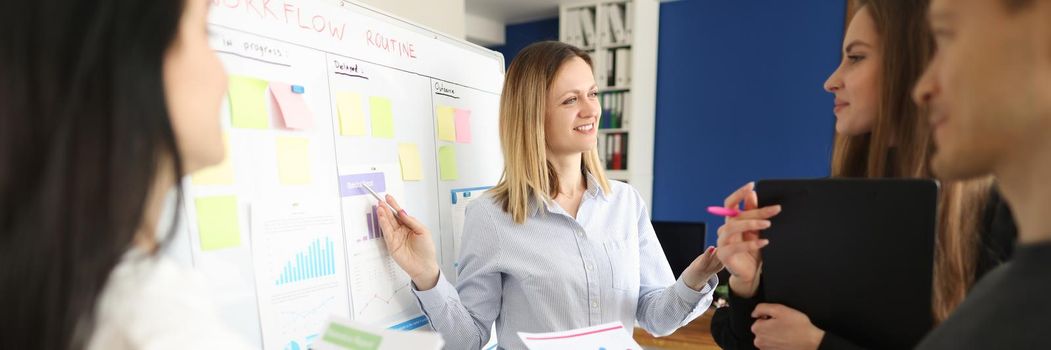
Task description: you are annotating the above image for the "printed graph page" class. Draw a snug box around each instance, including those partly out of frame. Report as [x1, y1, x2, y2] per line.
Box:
[251, 199, 351, 350]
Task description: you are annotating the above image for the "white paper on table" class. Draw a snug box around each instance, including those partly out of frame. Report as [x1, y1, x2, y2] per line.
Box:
[314, 316, 443, 350]
[517, 322, 642, 350]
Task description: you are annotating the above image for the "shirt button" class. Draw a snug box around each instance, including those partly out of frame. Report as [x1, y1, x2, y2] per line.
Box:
[586, 264, 594, 271]
[577, 230, 585, 238]
[591, 301, 599, 308]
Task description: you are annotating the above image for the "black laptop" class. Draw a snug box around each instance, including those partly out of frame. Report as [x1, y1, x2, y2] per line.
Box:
[756, 179, 939, 349]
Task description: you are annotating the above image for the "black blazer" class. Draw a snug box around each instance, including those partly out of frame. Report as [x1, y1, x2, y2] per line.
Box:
[710, 189, 1017, 350]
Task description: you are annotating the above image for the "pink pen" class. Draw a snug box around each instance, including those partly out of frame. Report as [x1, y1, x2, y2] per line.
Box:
[707, 206, 740, 218]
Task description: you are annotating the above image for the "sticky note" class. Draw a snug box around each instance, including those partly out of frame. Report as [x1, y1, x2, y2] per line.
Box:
[436, 106, 456, 142]
[337, 92, 367, 136]
[228, 76, 270, 129]
[397, 143, 423, 181]
[370, 96, 394, 138]
[438, 146, 458, 181]
[454, 109, 472, 143]
[269, 82, 313, 130]
[191, 133, 234, 185]
[276, 136, 311, 185]
[195, 195, 241, 251]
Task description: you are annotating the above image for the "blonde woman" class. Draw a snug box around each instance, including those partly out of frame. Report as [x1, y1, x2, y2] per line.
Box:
[375, 41, 722, 349]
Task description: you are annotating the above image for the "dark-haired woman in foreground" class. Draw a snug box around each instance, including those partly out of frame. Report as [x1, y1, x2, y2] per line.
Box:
[1, 0, 250, 348]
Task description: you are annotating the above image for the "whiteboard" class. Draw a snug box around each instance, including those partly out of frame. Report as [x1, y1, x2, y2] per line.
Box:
[173, 1, 505, 349]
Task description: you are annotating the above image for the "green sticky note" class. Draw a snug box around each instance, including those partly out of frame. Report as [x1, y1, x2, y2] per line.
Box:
[228, 76, 270, 129]
[337, 92, 367, 136]
[323, 323, 382, 350]
[436, 106, 456, 142]
[369, 96, 394, 138]
[438, 145, 458, 181]
[194, 195, 241, 251]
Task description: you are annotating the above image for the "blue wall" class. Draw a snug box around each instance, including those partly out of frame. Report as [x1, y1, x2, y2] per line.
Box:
[483, 2, 845, 247]
[488, 18, 561, 69]
[652, 1, 844, 246]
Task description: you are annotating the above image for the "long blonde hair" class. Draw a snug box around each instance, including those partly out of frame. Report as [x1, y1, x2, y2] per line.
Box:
[491, 41, 610, 224]
[834, 0, 994, 322]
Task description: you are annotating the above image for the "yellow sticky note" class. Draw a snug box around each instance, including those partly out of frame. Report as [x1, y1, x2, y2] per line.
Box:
[438, 146, 458, 181]
[195, 195, 241, 251]
[191, 133, 234, 185]
[276, 136, 311, 185]
[436, 106, 456, 142]
[228, 76, 270, 129]
[370, 96, 395, 139]
[337, 92, 366, 136]
[398, 143, 423, 181]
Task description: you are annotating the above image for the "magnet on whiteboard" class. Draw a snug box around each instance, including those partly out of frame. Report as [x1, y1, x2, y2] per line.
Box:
[291, 85, 305, 94]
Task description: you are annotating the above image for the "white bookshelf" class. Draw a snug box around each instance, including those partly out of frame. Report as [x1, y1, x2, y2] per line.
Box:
[560, 0, 659, 209]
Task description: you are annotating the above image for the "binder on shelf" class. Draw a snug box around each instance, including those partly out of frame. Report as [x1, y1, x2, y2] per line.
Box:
[565, 9, 583, 48]
[622, 91, 631, 128]
[601, 3, 609, 45]
[608, 3, 627, 44]
[613, 91, 622, 126]
[597, 130, 607, 165]
[604, 93, 612, 129]
[613, 91, 622, 127]
[594, 59, 604, 91]
[579, 8, 596, 48]
[623, 133, 629, 170]
[601, 132, 630, 170]
[606, 93, 613, 128]
[598, 91, 632, 129]
[625, 1, 634, 44]
[614, 48, 631, 87]
[606, 49, 615, 87]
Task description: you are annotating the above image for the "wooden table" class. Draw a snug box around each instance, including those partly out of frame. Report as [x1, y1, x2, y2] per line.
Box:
[633, 308, 721, 350]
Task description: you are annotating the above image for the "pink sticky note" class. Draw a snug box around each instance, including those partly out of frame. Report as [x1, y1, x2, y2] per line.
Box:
[269, 82, 313, 130]
[454, 109, 472, 143]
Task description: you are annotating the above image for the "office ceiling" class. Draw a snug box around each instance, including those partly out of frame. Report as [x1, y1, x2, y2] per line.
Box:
[466, 0, 562, 25]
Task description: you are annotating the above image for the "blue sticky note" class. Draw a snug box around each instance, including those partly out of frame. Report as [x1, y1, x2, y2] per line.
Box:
[291, 85, 305, 94]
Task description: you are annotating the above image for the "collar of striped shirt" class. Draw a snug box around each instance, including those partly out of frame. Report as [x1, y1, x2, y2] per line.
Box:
[529, 172, 610, 216]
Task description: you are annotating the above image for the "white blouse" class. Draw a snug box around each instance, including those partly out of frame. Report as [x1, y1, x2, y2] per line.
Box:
[86, 249, 251, 350]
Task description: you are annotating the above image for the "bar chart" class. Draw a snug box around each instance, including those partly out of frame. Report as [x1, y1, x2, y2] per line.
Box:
[275, 237, 336, 286]
[360, 206, 384, 242]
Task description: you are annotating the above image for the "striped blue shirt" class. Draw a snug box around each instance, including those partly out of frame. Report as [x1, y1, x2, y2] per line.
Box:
[413, 174, 717, 349]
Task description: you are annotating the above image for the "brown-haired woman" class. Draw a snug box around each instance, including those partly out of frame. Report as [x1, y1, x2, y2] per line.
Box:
[710, 1, 1017, 349]
[373, 41, 724, 350]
